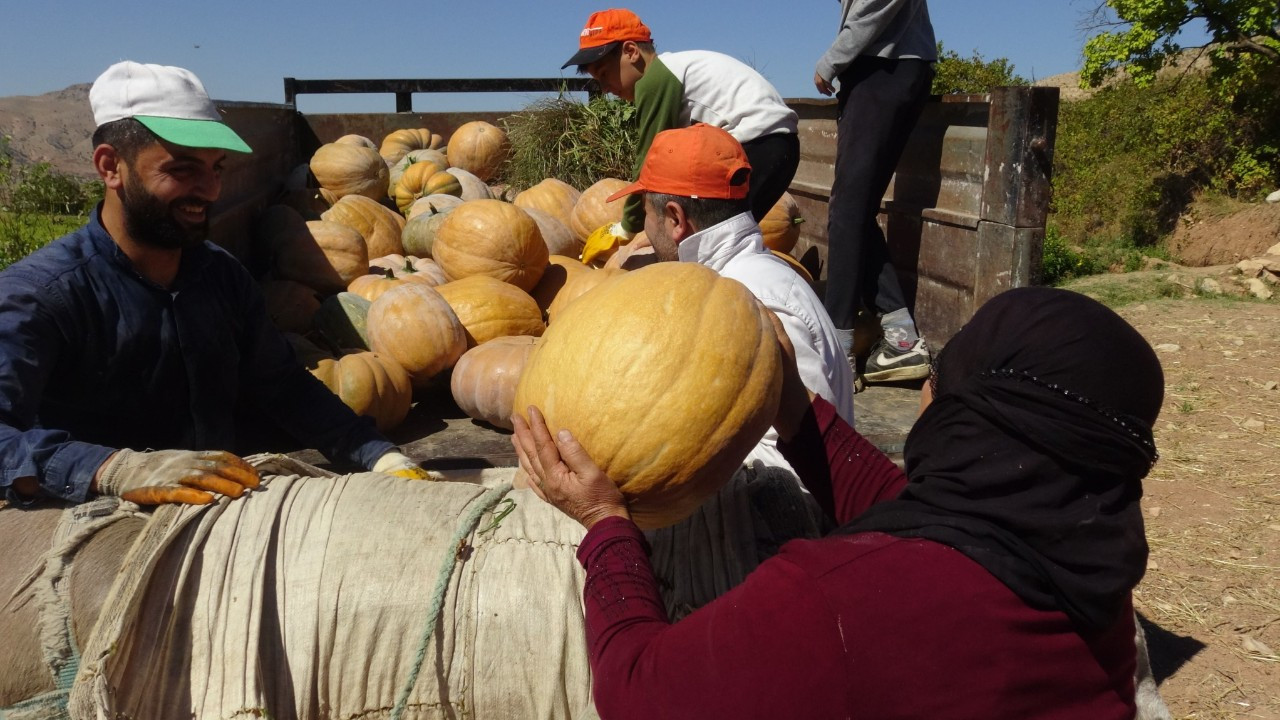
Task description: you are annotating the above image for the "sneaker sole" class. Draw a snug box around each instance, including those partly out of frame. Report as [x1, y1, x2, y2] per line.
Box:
[862, 364, 930, 383]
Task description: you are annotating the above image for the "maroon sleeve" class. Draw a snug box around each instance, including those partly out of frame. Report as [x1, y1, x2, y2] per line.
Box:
[776, 395, 909, 524]
[575, 517, 847, 719]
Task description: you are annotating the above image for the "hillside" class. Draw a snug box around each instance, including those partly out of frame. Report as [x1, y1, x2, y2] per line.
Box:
[0, 83, 97, 180]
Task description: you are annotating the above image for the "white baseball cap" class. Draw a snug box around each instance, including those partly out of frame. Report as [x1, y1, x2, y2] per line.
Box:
[90, 61, 252, 153]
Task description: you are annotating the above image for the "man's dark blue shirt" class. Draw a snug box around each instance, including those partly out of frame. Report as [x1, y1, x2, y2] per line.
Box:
[0, 207, 393, 502]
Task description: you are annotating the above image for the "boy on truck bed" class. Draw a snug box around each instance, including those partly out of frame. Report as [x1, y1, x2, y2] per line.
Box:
[564, 8, 799, 265]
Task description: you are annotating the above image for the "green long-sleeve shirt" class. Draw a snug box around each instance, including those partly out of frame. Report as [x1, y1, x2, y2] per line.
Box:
[621, 51, 798, 233]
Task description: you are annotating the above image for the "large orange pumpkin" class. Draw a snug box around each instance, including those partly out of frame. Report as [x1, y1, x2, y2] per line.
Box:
[310, 142, 390, 201]
[380, 128, 445, 165]
[759, 192, 804, 253]
[394, 161, 461, 213]
[522, 207, 582, 259]
[309, 351, 413, 432]
[368, 253, 447, 284]
[529, 255, 592, 316]
[367, 284, 467, 389]
[435, 275, 545, 347]
[347, 269, 437, 303]
[334, 134, 378, 150]
[254, 205, 351, 296]
[305, 220, 370, 287]
[389, 149, 450, 195]
[431, 200, 548, 292]
[405, 194, 463, 221]
[450, 335, 539, 430]
[569, 178, 630, 241]
[321, 194, 406, 259]
[514, 178, 581, 228]
[445, 167, 494, 201]
[545, 267, 623, 324]
[446, 121, 510, 182]
[513, 262, 782, 529]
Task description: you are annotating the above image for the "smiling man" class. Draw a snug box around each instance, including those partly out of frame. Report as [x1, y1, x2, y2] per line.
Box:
[0, 62, 430, 509]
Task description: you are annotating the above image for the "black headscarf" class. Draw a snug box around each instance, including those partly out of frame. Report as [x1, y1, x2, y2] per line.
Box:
[838, 287, 1164, 635]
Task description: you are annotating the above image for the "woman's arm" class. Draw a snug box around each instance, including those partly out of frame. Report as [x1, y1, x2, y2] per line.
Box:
[767, 311, 908, 524]
[777, 396, 908, 524]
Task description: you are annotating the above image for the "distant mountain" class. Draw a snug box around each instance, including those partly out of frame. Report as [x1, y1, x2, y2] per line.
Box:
[0, 83, 98, 180]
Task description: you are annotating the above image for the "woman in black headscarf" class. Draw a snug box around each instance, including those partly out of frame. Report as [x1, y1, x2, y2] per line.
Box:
[515, 287, 1164, 720]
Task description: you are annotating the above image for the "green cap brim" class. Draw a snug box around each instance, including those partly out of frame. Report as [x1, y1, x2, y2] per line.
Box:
[135, 115, 253, 153]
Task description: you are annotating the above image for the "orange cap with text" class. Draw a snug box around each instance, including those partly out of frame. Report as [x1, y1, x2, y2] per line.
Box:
[562, 9, 653, 68]
[607, 124, 752, 202]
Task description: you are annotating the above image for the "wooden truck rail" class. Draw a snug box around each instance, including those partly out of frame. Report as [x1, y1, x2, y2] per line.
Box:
[206, 79, 1059, 469]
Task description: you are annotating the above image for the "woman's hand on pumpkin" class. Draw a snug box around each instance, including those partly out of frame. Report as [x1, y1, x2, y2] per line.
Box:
[511, 406, 630, 530]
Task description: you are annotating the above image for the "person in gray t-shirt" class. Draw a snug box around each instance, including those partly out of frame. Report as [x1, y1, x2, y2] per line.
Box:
[813, 0, 936, 386]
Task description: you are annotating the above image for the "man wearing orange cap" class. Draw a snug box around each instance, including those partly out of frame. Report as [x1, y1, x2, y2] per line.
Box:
[607, 124, 855, 471]
[566, 8, 799, 265]
[0, 61, 431, 509]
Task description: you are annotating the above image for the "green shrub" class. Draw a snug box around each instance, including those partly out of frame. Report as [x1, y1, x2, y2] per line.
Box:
[0, 136, 101, 269]
[499, 93, 639, 192]
[1041, 225, 1100, 285]
[932, 43, 1028, 95]
[0, 212, 83, 270]
[1050, 72, 1280, 257]
[7, 163, 103, 215]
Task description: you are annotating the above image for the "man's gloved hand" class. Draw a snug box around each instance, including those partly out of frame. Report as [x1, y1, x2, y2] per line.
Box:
[97, 449, 261, 506]
[581, 222, 635, 266]
[373, 451, 441, 481]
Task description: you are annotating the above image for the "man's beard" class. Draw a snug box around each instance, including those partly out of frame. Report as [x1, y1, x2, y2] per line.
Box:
[118, 172, 210, 250]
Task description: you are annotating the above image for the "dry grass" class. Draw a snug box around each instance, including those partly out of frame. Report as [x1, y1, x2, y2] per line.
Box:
[1107, 297, 1280, 719]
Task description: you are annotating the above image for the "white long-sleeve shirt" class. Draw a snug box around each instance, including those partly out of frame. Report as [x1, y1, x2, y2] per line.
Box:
[679, 212, 856, 474]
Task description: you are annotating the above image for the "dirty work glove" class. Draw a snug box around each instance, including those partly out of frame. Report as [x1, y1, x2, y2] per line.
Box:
[373, 451, 440, 481]
[97, 449, 261, 506]
[581, 222, 635, 266]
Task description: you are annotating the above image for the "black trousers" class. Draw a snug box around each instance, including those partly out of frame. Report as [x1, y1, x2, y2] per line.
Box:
[823, 57, 934, 330]
[741, 132, 800, 222]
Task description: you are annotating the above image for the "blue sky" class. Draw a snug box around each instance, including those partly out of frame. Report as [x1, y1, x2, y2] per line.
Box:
[0, 1, 1203, 113]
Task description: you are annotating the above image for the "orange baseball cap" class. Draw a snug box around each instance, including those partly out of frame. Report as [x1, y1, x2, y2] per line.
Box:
[562, 8, 653, 69]
[607, 124, 752, 202]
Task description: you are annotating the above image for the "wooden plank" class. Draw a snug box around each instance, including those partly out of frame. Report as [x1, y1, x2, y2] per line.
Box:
[917, 220, 980, 291]
[973, 222, 1044, 307]
[980, 87, 1060, 228]
[283, 77, 596, 110]
[914, 276, 973, 349]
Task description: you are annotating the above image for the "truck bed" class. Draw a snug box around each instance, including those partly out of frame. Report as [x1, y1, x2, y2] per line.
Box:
[290, 383, 919, 473]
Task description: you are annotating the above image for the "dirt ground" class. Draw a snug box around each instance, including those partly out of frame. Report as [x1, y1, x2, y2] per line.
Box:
[1061, 274, 1280, 719]
[1167, 201, 1280, 267]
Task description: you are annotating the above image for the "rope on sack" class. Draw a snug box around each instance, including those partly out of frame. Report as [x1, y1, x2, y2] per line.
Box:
[391, 483, 514, 720]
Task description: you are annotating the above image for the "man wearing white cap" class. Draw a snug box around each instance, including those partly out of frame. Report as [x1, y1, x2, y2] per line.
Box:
[0, 61, 430, 508]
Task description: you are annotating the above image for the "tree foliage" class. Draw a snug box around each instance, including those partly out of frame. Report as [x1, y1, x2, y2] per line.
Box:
[931, 43, 1028, 94]
[1051, 69, 1277, 260]
[1082, 0, 1280, 88]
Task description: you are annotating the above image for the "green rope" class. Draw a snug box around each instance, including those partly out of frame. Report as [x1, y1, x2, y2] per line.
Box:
[391, 483, 513, 720]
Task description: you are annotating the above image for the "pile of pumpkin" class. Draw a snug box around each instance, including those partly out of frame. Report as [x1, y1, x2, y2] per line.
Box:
[257, 121, 808, 436]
